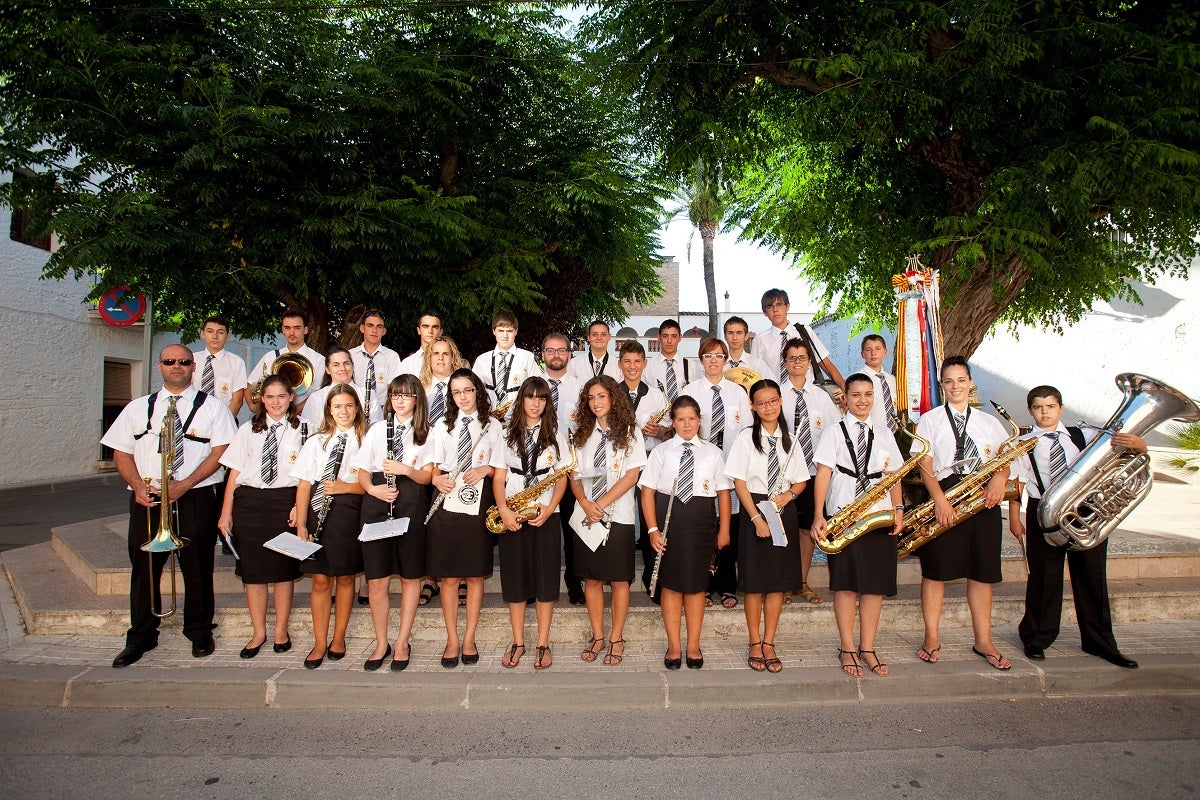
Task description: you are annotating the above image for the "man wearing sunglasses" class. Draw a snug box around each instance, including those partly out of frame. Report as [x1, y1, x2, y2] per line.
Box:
[102, 344, 237, 667]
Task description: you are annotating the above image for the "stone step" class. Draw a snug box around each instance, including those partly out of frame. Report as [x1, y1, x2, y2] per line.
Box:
[8, 539, 1200, 641]
[52, 514, 1200, 597]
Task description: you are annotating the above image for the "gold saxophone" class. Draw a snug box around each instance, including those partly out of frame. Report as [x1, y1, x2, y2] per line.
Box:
[896, 401, 1036, 559]
[485, 446, 578, 534]
[490, 397, 514, 421]
[816, 429, 930, 555]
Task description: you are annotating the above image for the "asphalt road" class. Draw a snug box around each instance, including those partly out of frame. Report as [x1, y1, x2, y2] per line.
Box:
[0, 484, 128, 552]
[1, 696, 1197, 799]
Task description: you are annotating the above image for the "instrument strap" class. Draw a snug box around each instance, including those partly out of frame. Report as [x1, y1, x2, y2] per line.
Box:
[837, 421, 877, 480]
[945, 404, 971, 463]
[135, 391, 210, 443]
[589, 350, 610, 375]
[792, 323, 830, 385]
[1028, 426, 1086, 494]
[628, 381, 649, 411]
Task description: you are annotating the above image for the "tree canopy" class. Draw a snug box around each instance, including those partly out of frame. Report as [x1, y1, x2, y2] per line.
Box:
[583, 0, 1200, 356]
[0, 1, 663, 354]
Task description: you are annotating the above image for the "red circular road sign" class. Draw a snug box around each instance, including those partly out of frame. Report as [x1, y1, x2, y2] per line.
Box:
[97, 286, 147, 327]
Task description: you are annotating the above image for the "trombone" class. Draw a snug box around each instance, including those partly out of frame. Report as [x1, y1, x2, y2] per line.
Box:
[141, 396, 189, 618]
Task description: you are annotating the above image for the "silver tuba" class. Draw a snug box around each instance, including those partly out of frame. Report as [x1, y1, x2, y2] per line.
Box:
[1038, 373, 1200, 550]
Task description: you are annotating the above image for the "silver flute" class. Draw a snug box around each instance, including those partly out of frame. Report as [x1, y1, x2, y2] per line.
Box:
[647, 469, 682, 597]
[425, 447, 477, 524]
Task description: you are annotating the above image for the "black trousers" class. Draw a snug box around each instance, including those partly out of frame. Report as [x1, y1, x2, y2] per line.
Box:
[559, 492, 581, 590]
[1018, 498, 1120, 653]
[709, 497, 738, 596]
[125, 486, 219, 649]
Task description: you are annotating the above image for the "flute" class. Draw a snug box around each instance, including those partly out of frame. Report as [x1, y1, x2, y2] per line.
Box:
[647, 468, 682, 597]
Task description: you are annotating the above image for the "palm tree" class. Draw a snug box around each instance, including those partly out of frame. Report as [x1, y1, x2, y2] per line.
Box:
[670, 158, 732, 336]
[1167, 422, 1200, 477]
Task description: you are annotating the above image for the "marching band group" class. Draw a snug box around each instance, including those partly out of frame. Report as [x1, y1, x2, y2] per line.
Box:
[102, 290, 1146, 673]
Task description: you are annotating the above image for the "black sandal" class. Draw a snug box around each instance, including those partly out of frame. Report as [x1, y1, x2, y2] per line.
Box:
[418, 582, 439, 606]
[838, 648, 862, 678]
[535, 645, 553, 669]
[747, 641, 767, 672]
[858, 649, 888, 676]
[580, 635, 605, 663]
[501, 643, 525, 668]
[762, 641, 783, 673]
[604, 639, 625, 666]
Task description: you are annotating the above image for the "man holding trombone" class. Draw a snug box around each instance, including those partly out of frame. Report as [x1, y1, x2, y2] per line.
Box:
[102, 344, 237, 667]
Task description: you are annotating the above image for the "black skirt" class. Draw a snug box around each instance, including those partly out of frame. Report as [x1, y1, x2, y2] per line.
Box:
[498, 512, 561, 603]
[795, 481, 816, 530]
[360, 472, 428, 580]
[916, 476, 1004, 584]
[828, 528, 898, 596]
[655, 492, 718, 594]
[573, 521, 635, 583]
[426, 479, 496, 578]
[301, 494, 364, 577]
[232, 486, 302, 585]
[736, 493, 802, 594]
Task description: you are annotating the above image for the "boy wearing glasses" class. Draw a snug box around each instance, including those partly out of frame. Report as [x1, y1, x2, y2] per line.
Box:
[752, 288, 844, 394]
[102, 344, 238, 667]
[191, 316, 248, 418]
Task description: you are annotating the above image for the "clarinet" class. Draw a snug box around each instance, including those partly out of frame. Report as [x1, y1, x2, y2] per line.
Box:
[312, 437, 346, 543]
[647, 468, 682, 597]
[385, 417, 396, 521]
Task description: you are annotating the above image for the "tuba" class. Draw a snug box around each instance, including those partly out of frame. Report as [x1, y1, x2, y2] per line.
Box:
[486, 447, 578, 533]
[250, 352, 315, 403]
[724, 365, 764, 394]
[1038, 373, 1200, 550]
[896, 401, 1036, 559]
[141, 395, 189, 618]
[816, 429, 930, 555]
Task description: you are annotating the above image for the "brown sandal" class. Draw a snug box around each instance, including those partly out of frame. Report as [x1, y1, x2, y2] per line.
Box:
[580, 636, 604, 663]
[604, 639, 625, 666]
[501, 642, 525, 668]
[535, 645, 553, 669]
[799, 582, 822, 604]
[762, 641, 783, 673]
[747, 641, 767, 672]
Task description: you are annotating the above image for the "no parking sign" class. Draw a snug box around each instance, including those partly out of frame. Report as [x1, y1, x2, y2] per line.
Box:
[97, 286, 147, 327]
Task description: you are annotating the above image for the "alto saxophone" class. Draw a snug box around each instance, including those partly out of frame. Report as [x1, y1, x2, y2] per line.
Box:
[485, 446, 579, 534]
[896, 402, 1036, 559]
[816, 429, 930, 555]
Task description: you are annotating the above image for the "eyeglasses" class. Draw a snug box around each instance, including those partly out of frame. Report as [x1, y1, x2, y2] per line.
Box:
[160, 358, 194, 366]
[389, 392, 417, 400]
[700, 353, 727, 361]
[764, 301, 788, 310]
[785, 355, 810, 363]
[450, 388, 476, 397]
[753, 397, 782, 409]
[542, 347, 570, 355]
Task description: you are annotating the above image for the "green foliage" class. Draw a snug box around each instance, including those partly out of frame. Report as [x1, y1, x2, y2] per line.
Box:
[1166, 422, 1200, 476]
[0, 1, 662, 353]
[583, 0, 1200, 354]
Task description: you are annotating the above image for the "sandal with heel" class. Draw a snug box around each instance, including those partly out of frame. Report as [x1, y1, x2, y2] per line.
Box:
[580, 636, 605, 663]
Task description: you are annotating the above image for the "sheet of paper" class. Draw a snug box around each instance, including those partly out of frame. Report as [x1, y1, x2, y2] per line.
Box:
[569, 503, 609, 552]
[358, 517, 410, 542]
[263, 532, 321, 560]
[756, 500, 788, 547]
[220, 529, 240, 560]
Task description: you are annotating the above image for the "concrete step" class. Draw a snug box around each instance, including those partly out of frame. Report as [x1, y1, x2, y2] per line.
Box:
[51, 514, 1200, 597]
[8, 539, 1200, 640]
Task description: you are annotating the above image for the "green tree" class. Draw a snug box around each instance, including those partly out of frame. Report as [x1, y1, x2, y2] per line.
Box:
[0, 1, 662, 354]
[670, 158, 732, 336]
[583, 1, 1200, 356]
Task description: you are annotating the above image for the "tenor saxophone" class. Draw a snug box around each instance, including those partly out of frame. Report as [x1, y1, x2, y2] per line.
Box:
[485, 447, 578, 534]
[816, 429, 929, 555]
[896, 402, 1036, 559]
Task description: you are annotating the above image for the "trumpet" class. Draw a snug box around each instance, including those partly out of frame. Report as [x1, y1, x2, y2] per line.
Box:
[485, 447, 578, 534]
[141, 395, 189, 619]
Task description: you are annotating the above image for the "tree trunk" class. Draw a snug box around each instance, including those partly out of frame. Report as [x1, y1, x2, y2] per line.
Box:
[937, 250, 1033, 359]
[700, 219, 718, 336]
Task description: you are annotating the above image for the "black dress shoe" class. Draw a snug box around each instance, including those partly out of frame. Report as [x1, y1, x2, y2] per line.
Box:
[686, 653, 704, 669]
[1023, 643, 1045, 660]
[364, 644, 392, 671]
[304, 645, 325, 669]
[663, 654, 682, 670]
[1083, 646, 1138, 669]
[240, 639, 265, 659]
[327, 648, 346, 661]
[391, 644, 411, 672]
[357, 594, 370, 606]
[461, 649, 480, 666]
[441, 650, 460, 669]
[273, 636, 292, 654]
[112, 642, 156, 668]
[192, 635, 216, 658]
[567, 585, 585, 605]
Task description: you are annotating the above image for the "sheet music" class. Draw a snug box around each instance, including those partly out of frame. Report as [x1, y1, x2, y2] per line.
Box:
[220, 529, 240, 560]
[569, 504, 609, 552]
[263, 532, 321, 560]
[756, 500, 788, 547]
[358, 517, 410, 541]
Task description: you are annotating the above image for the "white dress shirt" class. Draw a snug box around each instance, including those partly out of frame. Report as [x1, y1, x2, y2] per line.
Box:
[541, 372, 583, 437]
[489, 428, 573, 508]
[471, 346, 539, 407]
[220, 417, 304, 489]
[724, 426, 812, 496]
[300, 382, 380, 428]
[1014, 423, 1093, 499]
[856, 364, 901, 433]
[814, 413, 904, 515]
[645, 353, 693, 401]
[638, 435, 732, 497]
[566, 350, 623, 382]
[752, 323, 831, 383]
[350, 343, 403, 414]
[351, 417, 434, 474]
[621, 381, 668, 453]
[912, 403, 1012, 481]
[191, 348, 248, 408]
[782, 379, 841, 477]
[681, 376, 752, 457]
[572, 425, 648, 525]
[290, 428, 363, 485]
[248, 344, 326, 405]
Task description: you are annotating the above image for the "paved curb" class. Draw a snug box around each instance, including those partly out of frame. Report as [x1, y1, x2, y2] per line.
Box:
[0, 655, 1194, 710]
[0, 472, 124, 502]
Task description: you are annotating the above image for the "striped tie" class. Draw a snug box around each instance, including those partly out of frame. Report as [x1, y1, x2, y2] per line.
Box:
[363, 352, 376, 413]
[664, 360, 678, 402]
[261, 422, 280, 484]
[311, 433, 346, 513]
[457, 419, 473, 467]
[593, 357, 602, 377]
[549, 379, 560, 413]
[710, 386, 725, 450]
[524, 427, 538, 488]
[779, 330, 788, 380]
[168, 396, 184, 476]
[793, 388, 813, 465]
[430, 382, 446, 423]
[591, 429, 609, 501]
[877, 372, 899, 433]
[954, 412, 981, 474]
[855, 421, 870, 495]
[393, 424, 407, 464]
[677, 441, 694, 503]
[767, 435, 780, 493]
[201, 354, 215, 393]
[1047, 431, 1068, 483]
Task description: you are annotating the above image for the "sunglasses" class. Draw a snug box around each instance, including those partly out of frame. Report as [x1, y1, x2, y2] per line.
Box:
[160, 358, 194, 366]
